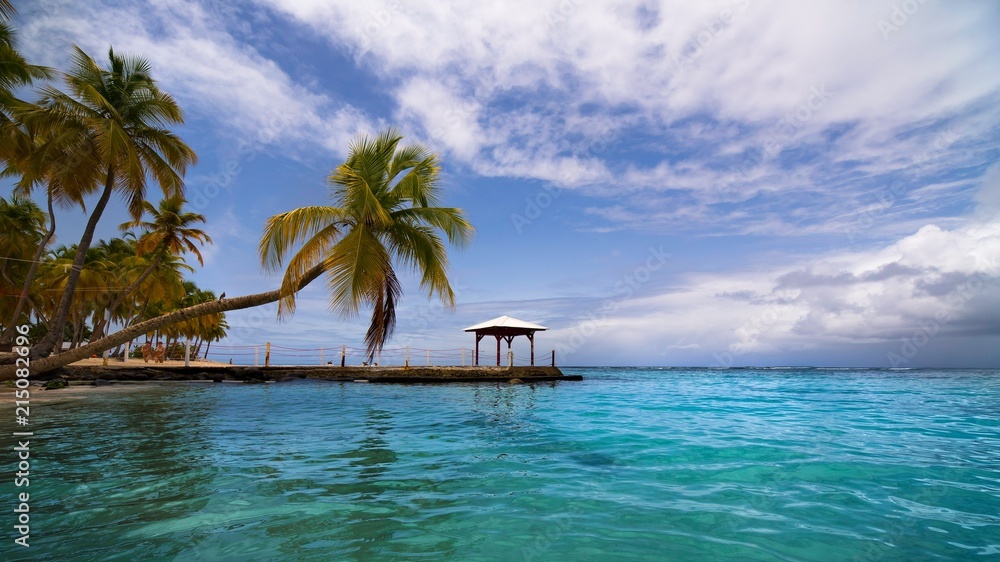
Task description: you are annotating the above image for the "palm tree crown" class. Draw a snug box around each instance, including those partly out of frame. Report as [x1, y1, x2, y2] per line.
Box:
[31, 45, 197, 218]
[24, 45, 197, 356]
[259, 128, 474, 358]
[122, 195, 212, 265]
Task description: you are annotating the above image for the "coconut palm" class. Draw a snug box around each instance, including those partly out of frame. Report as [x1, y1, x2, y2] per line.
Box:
[38, 244, 116, 350]
[259, 128, 473, 358]
[0, 194, 47, 325]
[199, 316, 228, 360]
[0, 129, 471, 377]
[0, 13, 52, 157]
[0, 110, 105, 347]
[24, 45, 196, 356]
[88, 195, 210, 338]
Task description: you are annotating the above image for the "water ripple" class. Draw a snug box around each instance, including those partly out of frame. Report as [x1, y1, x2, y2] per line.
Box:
[1, 370, 999, 561]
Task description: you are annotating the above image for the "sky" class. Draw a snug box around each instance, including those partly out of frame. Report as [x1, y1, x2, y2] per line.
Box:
[4, 0, 999, 367]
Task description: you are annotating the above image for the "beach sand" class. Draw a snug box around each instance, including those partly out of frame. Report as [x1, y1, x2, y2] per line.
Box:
[67, 357, 232, 368]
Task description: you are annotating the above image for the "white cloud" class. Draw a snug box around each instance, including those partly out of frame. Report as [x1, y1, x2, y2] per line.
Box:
[545, 215, 1000, 365]
[19, 0, 374, 157]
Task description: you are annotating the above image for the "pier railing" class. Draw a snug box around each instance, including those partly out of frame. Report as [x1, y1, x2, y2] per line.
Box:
[177, 343, 557, 367]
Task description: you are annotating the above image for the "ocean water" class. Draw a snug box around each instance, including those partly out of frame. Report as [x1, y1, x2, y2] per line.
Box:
[2, 367, 999, 561]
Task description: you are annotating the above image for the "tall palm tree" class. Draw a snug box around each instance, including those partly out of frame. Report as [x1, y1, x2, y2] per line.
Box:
[39, 244, 115, 350]
[91, 195, 211, 336]
[0, 129, 472, 377]
[0, 194, 46, 325]
[25, 45, 196, 356]
[259, 128, 474, 358]
[0, 110, 103, 346]
[200, 316, 228, 360]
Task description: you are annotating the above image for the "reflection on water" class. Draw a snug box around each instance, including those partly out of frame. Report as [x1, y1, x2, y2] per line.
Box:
[1, 371, 999, 561]
[472, 382, 537, 428]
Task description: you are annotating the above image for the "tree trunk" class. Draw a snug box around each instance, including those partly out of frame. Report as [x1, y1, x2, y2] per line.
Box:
[33, 168, 116, 357]
[0, 189, 57, 347]
[1, 264, 324, 378]
[70, 319, 82, 349]
[92, 253, 163, 340]
[204, 339, 213, 360]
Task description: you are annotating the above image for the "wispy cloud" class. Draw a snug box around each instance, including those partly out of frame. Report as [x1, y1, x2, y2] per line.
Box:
[20, 0, 375, 157]
[252, 0, 1000, 235]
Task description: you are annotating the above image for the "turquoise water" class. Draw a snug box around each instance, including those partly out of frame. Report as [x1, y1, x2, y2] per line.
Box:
[2, 367, 1000, 561]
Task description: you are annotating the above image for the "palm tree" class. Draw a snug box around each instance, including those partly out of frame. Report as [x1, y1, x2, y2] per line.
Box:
[0, 7, 52, 161]
[37, 244, 116, 350]
[89, 195, 210, 338]
[259, 128, 474, 359]
[25, 45, 196, 356]
[0, 195, 47, 325]
[0, 112, 104, 346]
[0, 129, 471, 377]
[200, 316, 228, 360]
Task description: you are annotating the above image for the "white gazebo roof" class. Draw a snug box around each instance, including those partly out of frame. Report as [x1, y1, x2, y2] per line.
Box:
[463, 315, 547, 332]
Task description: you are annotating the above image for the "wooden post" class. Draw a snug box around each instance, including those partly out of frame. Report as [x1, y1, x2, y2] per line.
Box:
[529, 333, 535, 366]
[265, 342, 271, 367]
[495, 335, 501, 366]
[341, 345, 346, 367]
[551, 349, 555, 367]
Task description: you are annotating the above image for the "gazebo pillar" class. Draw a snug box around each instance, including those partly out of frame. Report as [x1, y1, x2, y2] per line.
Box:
[495, 335, 502, 366]
[529, 333, 535, 366]
[474, 333, 484, 366]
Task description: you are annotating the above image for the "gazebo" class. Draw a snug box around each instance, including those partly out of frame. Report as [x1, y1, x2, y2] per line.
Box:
[464, 315, 547, 366]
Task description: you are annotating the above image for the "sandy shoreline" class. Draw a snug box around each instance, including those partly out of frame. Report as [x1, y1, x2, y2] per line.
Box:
[66, 357, 233, 368]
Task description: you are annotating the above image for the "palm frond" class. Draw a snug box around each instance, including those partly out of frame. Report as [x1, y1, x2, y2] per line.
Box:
[258, 206, 344, 272]
[274, 222, 340, 317]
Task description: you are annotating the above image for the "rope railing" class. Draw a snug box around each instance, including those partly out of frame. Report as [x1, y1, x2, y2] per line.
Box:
[186, 342, 558, 367]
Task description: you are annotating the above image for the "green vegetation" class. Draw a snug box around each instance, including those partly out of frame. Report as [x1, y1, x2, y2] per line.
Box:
[260, 129, 473, 359]
[0, 5, 471, 377]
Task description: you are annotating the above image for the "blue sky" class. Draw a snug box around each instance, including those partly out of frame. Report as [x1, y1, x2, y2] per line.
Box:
[6, 0, 1000, 367]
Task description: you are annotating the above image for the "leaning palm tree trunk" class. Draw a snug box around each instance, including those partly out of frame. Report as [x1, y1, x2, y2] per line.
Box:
[32, 170, 116, 356]
[0, 265, 324, 379]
